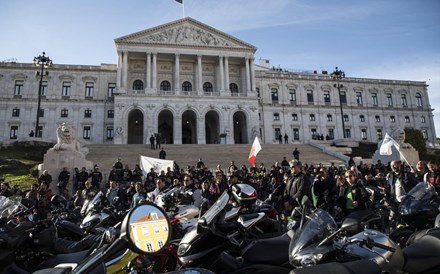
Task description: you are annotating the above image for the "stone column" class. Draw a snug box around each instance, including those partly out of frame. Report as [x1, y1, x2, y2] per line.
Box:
[224, 56, 230, 92]
[219, 56, 225, 92]
[174, 117, 182, 144]
[174, 54, 180, 94]
[197, 55, 202, 95]
[146, 52, 151, 89]
[116, 51, 122, 88]
[198, 116, 206, 144]
[152, 53, 157, 90]
[250, 57, 256, 92]
[122, 51, 128, 89]
[245, 57, 251, 93]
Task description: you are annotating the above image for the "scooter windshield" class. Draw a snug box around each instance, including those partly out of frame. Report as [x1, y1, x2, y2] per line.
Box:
[289, 209, 337, 267]
[0, 195, 22, 218]
[200, 190, 229, 225]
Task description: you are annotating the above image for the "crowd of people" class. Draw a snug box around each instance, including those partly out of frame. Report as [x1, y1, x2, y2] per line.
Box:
[1, 155, 440, 231]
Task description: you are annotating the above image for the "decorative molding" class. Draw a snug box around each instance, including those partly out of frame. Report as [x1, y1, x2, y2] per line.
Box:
[146, 104, 155, 110]
[82, 76, 98, 82]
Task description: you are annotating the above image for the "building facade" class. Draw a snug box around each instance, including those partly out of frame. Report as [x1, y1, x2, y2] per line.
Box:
[0, 18, 436, 146]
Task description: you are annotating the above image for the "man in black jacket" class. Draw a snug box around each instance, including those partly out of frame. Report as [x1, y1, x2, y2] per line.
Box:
[284, 160, 311, 213]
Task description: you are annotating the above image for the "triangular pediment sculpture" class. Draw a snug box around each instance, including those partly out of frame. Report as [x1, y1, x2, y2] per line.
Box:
[115, 17, 256, 51]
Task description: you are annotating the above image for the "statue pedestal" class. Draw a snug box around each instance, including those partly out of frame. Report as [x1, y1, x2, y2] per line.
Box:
[39, 149, 93, 195]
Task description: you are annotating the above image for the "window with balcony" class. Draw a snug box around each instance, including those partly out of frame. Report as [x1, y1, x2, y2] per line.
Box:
[390, 116, 395, 123]
[375, 115, 381, 122]
[106, 127, 114, 140]
[39, 109, 45, 118]
[292, 113, 298, 121]
[108, 83, 116, 98]
[340, 91, 347, 104]
[311, 128, 317, 139]
[307, 90, 314, 104]
[310, 114, 316, 121]
[10, 126, 18, 139]
[83, 126, 91, 140]
[271, 88, 278, 103]
[289, 89, 296, 104]
[274, 128, 281, 140]
[273, 113, 280, 121]
[343, 114, 349, 122]
[416, 93, 423, 107]
[372, 93, 378, 106]
[328, 128, 334, 139]
[356, 92, 363, 105]
[386, 93, 393, 106]
[401, 94, 407, 106]
[327, 114, 332, 122]
[182, 81, 192, 93]
[203, 82, 213, 93]
[160, 81, 171, 91]
[40, 81, 48, 97]
[230, 83, 238, 95]
[345, 129, 351, 138]
[293, 128, 299, 140]
[324, 91, 330, 104]
[360, 115, 365, 122]
[133, 80, 144, 91]
[361, 129, 367, 140]
[377, 129, 383, 140]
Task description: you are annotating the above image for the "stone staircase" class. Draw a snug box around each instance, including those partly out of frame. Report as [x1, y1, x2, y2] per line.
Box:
[84, 144, 346, 172]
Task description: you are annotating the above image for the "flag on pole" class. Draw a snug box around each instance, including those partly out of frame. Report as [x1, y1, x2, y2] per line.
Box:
[248, 136, 262, 166]
[140, 155, 174, 177]
[175, 0, 183, 4]
[379, 133, 400, 156]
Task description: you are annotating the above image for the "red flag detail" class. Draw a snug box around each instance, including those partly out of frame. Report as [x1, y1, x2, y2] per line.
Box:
[248, 136, 262, 166]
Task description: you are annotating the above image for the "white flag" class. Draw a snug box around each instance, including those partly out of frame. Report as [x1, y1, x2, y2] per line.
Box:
[248, 136, 262, 166]
[140, 155, 174, 177]
[379, 133, 400, 156]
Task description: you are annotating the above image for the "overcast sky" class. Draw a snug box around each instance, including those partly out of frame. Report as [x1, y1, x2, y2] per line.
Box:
[1, 0, 439, 138]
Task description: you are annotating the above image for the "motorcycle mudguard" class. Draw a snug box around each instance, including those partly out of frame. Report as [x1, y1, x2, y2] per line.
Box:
[289, 259, 381, 274]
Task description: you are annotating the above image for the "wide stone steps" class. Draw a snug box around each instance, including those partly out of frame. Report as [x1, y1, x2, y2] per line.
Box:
[84, 144, 345, 172]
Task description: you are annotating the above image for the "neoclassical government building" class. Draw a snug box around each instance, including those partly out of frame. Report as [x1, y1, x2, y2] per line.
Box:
[0, 18, 436, 146]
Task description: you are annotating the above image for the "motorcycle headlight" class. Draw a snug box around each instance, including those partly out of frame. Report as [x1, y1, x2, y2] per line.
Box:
[399, 207, 409, 215]
[177, 243, 191, 256]
[294, 253, 324, 267]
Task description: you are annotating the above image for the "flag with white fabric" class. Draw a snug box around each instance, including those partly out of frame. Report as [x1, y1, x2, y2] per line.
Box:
[140, 155, 174, 177]
[248, 136, 262, 166]
[379, 133, 400, 156]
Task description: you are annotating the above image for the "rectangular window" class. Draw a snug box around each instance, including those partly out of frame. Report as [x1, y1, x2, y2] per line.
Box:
[343, 114, 349, 122]
[327, 114, 332, 122]
[328, 128, 334, 139]
[39, 109, 45, 118]
[84, 109, 92, 118]
[40, 81, 48, 97]
[345, 129, 351, 138]
[401, 94, 407, 106]
[339, 91, 347, 104]
[377, 129, 383, 140]
[274, 128, 281, 141]
[310, 114, 315, 121]
[12, 108, 20, 117]
[106, 127, 114, 140]
[422, 130, 428, 140]
[293, 128, 299, 140]
[390, 116, 396, 123]
[85, 82, 94, 98]
[361, 129, 367, 140]
[375, 115, 380, 122]
[324, 91, 330, 104]
[311, 128, 317, 139]
[62, 81, 71, 97]
[256, 88, 260, 98]
[10, 126, 18, 139]
[108, 83, 116, 98]
[405, 116, 410, 123]
[421, 116, 426, 123]
[372, 93, 378, 106]
[307, 90, 314, 104]
[292, 113, 298, 121]
[289, 89, 296, 104]
[14, 80, 24, 96]
[61, 109, 69, 118]
[356, 92, 363, 105]
[360, 115, 365, 122]
[271, 88, 278, 103]
[273, 113, 280, 121]
[83, 126, 91, 139]
[386, 94, 393, 106]
[107, 110, 114, 118]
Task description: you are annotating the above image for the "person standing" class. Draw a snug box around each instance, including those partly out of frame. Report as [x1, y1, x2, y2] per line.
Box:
[89, 165, 103, 190]
[159, 148, 166, 159]
[284, 160, 310, 213]
[284, 133, 288, 144]
[38, 170, 52, 188]
[150, 134, 155, 149]
[57, 167, 70, 195]
[155, 134, 161, 149]
[77, 167, 89, 191]
[425, 161, 440, 194]
[293, 148, 300, 161]
[278, 134, 282, 144]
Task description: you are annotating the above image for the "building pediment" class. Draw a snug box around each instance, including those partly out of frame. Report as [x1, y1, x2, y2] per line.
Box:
[115, 17, 256, 52]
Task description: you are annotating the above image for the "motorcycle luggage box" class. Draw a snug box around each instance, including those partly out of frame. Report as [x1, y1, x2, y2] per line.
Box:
[231, 184, 257, 206]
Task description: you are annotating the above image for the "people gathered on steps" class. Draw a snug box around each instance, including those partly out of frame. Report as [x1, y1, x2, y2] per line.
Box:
[2, 156, 439, 234]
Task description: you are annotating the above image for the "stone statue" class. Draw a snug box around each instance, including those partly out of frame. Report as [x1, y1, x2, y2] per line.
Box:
[390, 127, 413, 149]
[51, 123, 82, 151]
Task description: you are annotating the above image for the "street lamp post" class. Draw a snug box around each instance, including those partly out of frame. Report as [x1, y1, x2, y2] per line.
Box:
[331, 67, 346, 138]
[33, 52, 52, 138]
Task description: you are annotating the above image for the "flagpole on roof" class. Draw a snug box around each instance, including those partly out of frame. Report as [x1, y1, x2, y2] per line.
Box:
[182, 0, 185, 18]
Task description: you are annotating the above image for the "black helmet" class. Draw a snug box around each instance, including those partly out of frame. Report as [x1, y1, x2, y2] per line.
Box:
[51, 195, 67, 208]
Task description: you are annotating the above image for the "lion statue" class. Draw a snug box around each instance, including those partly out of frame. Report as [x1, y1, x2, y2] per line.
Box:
[52, 123, 82, 152]
[390, 127, 413, 149]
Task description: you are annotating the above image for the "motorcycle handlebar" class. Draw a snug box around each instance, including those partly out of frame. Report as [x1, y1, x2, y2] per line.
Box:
[371, 241, 396, 252]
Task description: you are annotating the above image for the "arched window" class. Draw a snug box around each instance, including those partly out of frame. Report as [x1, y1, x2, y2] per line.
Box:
[160, 81, 171, 91]
[133, 80, 144, 90]
[182, 81, 192, 92]
[203, 82, 213, 93]
[230, 83, 238, 95]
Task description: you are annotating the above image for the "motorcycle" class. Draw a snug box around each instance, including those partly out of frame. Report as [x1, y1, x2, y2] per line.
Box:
[390, 182, 440, 247]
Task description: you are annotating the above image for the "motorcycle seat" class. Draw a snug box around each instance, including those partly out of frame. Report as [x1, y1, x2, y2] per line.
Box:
[241, 233, 291, 265]
[34, 250, 89, 270]
[403, 233, 440, 273]
[54, 234, 101, 254]
[289, 259, 381, 274]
